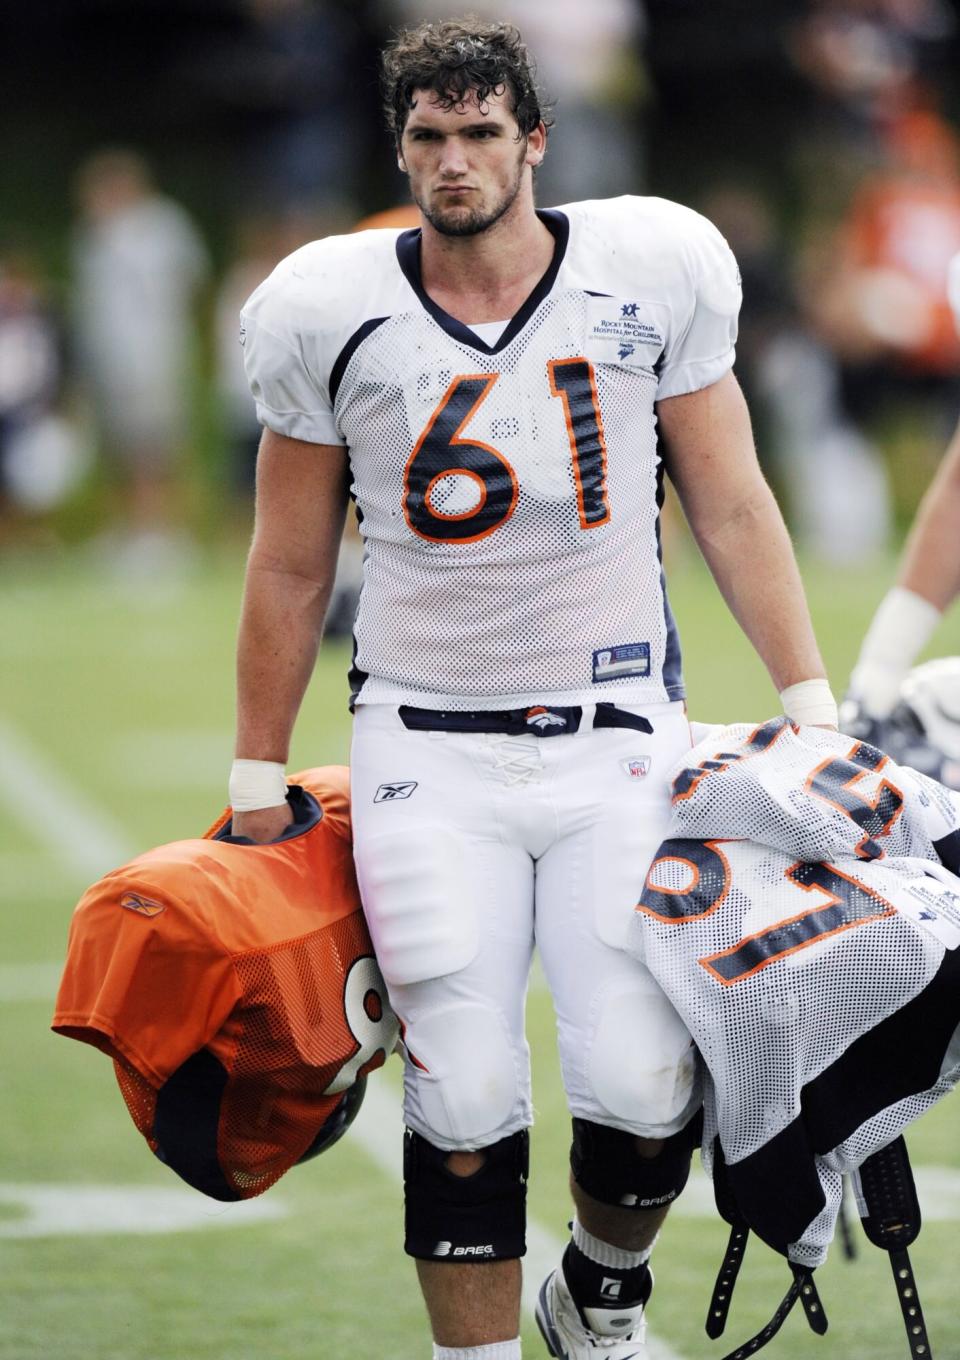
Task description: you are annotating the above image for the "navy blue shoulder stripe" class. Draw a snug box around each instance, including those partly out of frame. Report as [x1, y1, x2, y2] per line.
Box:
[330, 316, 390, 405]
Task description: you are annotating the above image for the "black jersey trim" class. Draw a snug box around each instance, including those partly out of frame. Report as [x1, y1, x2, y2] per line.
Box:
[394, 209, 570, 355]
[214, 785, 323, 844]
[330, 316, 390, 405]
[654, 455, 685, 698]
[800, 942, 960, 1152]
[154, 1049, 241, 1202]
[720, 943, 960, 1255]
[934, 828, 960, 873]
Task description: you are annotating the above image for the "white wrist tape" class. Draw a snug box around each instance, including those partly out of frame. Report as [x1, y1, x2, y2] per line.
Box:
[229, 759, 288, 811]
[779, 679, 838, 728]
[849, 587, 942, 719]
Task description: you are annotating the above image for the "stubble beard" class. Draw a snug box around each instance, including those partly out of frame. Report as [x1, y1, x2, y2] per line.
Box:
[417, 150, 527, 239]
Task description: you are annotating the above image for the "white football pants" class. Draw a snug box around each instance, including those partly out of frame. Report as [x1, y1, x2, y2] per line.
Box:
[350, 701, 700, 1152]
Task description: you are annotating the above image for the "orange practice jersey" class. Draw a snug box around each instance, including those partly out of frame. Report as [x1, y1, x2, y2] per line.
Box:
[53, 767, 398, 1199]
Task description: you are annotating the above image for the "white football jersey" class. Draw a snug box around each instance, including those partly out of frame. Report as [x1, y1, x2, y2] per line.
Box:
[241, 197, 741, 708]
[667, 717, 960, 864]
[631, 720, 960, 1266]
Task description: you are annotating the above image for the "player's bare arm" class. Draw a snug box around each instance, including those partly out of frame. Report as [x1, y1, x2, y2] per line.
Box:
[846, 424, 960, 723]
[658, 371, 832, 711]
[897, 425, 960, 609]
[233, 428, 350, 842]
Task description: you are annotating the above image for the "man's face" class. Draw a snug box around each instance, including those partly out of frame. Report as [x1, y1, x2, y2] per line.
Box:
[398, 86, 544, 238]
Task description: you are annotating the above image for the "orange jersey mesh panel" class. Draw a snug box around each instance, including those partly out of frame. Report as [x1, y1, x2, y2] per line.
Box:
[212, 915, 383, 1196]
[114, 1057, 159, 1147]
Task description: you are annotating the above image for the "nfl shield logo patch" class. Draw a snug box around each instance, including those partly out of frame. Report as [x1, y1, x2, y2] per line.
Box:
[621, 758, 651, 779]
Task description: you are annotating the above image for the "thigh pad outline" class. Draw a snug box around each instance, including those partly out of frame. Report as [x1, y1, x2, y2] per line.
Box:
[587, 980, 701, 1133]
[354, 823, 480, 985]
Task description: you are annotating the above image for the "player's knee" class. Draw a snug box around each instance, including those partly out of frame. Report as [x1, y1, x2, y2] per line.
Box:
[403, 1128, 529, 1260]
[587, 985, 699, 1127]
[570, 1112, 702, 1211]
[407, 1002, 521, 1146]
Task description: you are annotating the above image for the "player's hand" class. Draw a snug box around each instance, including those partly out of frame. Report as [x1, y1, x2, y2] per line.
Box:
[232, 803, 294, 843]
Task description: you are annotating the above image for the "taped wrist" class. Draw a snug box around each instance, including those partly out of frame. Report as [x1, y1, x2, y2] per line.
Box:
[850, 587, 942, 719]
[403, 1128, 529, 1261]
[779, 679, 838, 729]
[228, 759, 288, 811]
[570, 1112, 702, 1210]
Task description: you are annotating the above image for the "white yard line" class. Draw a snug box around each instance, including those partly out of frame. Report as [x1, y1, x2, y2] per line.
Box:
[0, 718, 131, 879]
[0, 1183, 284, 1237]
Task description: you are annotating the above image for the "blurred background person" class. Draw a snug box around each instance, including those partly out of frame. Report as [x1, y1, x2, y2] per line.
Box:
[772, 0, 960, 561]
[71, 148, 209, 574]
[810, 108, 960, 410]
[214, 209, 332, 502]
[0, 241, 84, 539]
[844, 247, 960, 722]
[845, 424, 960, 712]
[701, 181, 893, 564]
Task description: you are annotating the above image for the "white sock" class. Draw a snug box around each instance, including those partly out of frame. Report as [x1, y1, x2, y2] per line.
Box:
[571, 1217, 655, 1270]
[432, 1341, 522, 1360]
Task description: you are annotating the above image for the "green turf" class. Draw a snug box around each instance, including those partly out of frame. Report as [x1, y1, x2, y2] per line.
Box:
[1, 542, 958, 1359]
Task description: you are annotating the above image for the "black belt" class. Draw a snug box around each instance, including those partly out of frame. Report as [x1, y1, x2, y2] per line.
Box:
[397, 702, 653, 738]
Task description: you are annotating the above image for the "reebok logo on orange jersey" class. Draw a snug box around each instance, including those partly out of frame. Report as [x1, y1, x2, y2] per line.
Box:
[120, 892, 165, 917]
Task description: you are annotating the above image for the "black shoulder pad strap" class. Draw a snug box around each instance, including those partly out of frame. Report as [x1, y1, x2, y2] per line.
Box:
[719, 1266, 826, 1360]
[854, 1137, 933, 1359]
[707, 1137, 749, 1338]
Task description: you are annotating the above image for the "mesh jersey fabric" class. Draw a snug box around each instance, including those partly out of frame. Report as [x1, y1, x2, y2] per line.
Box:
[630, 721, 960, 1266]
[669, 716, 960, 865]
[52, 766, 398, 1199]
[240, 196, 742, 709]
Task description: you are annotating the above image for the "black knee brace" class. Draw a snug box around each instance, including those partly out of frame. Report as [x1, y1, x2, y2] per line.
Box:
[403, 1128, 529, 1261]
[570, 1111, 702, 1210]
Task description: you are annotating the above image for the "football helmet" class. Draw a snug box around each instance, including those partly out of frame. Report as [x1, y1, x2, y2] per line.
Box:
[840, 657, 960, 790]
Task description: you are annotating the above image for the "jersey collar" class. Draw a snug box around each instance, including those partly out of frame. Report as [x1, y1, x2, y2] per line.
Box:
[395, 208, 569, 355]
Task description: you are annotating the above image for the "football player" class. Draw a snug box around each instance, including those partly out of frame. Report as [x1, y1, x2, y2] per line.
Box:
[229, 18, 836, 1360]
[844, 250, 960, 739]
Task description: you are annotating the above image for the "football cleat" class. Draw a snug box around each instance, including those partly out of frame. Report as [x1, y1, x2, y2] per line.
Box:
[536, 1266, 649, 1358]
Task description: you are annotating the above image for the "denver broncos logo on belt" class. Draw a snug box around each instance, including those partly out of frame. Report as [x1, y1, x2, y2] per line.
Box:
[524, 706, 568, 732]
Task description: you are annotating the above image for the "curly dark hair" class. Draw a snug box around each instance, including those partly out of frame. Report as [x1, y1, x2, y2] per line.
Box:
[381, 16, 553, 147]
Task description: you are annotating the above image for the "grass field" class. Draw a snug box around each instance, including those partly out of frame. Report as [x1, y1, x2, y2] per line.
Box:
[1, 539, 959, 1360]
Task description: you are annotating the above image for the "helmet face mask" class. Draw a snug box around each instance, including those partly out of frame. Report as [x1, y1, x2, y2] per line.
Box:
[839, 658, 960, 791]
[891, 658, 960, 789]
[297, 1075, 367, 1164]
[898, 658, 960, 758]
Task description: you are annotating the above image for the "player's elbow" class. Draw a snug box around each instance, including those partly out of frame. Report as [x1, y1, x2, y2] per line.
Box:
[687, 478, 780, 560]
